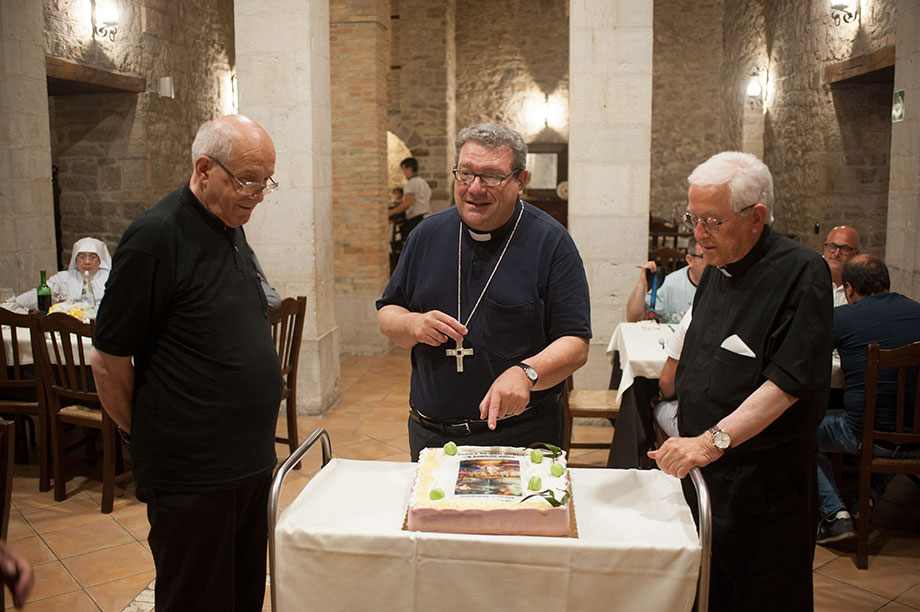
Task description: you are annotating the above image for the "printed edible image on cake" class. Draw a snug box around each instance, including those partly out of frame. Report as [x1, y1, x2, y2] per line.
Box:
[455, 458, 522, 497]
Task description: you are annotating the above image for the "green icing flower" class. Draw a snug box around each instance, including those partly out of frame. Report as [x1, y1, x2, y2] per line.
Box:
[528, 475, 542, 491]
[443, 441, 458, 456]
[530, 449, 543, 464]
[429, 488, 445, 500]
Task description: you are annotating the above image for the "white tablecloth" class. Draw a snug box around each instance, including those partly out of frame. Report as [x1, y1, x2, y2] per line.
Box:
[605, 321, 844, 401]
[275, 459, 701, 612]
[606, 321, 675, 404]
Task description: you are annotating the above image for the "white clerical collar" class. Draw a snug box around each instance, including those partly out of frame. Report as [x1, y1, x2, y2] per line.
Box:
[717, 266, 732, 278]
[467, 229, 491, 242]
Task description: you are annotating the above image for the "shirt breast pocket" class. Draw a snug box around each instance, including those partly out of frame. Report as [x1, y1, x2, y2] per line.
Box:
[709, 347, 761, 408]
[481, 296, 536, 361]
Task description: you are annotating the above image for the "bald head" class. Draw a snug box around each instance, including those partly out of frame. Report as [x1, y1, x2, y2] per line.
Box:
[823, 225, 860, 285]
[189, 114, 276, 227]
[842, 254, 889, 303]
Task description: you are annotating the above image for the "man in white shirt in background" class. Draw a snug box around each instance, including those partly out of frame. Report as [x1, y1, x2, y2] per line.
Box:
[822, 225, 860, 307]
[389, 157, 432, 237]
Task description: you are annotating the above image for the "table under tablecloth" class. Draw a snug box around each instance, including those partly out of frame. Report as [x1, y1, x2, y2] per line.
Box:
[274, 458, 701, 612]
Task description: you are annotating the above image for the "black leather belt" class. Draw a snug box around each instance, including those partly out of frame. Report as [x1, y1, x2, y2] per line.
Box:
[409, 398, 555, 437]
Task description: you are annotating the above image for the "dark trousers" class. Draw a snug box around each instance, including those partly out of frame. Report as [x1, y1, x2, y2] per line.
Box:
[138, 474, 272, 612]
[682, 448, 817, 612]
[408, 400, 563, 461]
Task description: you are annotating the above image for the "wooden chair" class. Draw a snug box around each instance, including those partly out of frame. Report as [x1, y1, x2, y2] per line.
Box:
[0, 419, 14, 541]
[648, 247, 687, 276]
[562, 376, 619, 468]
[854, 341, 920, 569]
[0, 419, 12, 611]
[0, 307, 50, 491]
[269, 296, 307, 465]
[31, 312, 131, 513]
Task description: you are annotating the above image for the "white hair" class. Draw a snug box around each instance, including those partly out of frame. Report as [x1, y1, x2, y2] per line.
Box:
[191, 118, 234, 163]
[687, 151, 774, 222]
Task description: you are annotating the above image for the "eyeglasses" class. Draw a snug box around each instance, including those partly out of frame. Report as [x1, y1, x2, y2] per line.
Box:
[75, 253, 99, 262]
[824, 242, 857, 255]
[688, 252, 704, 259]
[452, 168, 518, 187]
[209, 157, 279, 196]
[681, 204, 755, 234]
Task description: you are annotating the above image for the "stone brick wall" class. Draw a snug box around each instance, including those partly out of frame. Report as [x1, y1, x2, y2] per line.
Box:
[43, 0, 235, 262]
[454, 0, 569, 146]
[387, 0, 455, 212]
[754, 0, 896, 254]
[0, 1, 56, 293]
[650, 0, 726, 222]
[330, 0, 392, 352]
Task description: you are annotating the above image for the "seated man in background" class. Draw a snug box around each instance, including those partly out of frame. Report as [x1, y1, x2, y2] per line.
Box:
[652, 306, 692, 439]
[626, 237, 705, 323]
[15, 236, 111, 308]
[822, 225, 860, 307]
[816, 254, 920, 545]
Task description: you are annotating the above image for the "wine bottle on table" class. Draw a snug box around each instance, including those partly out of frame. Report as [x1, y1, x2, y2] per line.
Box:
[37, 270, 52, 314]
[80, 270, 95, 306]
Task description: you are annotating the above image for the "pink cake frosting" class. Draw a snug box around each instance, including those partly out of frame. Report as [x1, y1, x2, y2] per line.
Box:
[407, 445, 570, 536]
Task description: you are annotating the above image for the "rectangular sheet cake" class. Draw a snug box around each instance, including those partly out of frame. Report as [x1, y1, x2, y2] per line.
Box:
[407, 444, 570, 536]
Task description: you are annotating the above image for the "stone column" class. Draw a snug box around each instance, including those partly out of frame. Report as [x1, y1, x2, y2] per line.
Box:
[569, 0, 654, 388]
[0, 1, 56, 292]
[889, 1, 920, 299]
[330, 0, 391, 354]
[235, 0, 339, 413]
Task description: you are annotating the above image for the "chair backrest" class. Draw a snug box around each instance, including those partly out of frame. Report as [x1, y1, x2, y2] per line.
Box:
[0, 307, 40, 392]
[649, 247, 687, 275]
[861, 341, 920, 451]
[30, 312, 99, 410]
[269, 296, 307, 384]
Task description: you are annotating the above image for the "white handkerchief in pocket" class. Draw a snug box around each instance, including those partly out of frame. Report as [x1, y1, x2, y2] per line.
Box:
[720, 334, 756, 358]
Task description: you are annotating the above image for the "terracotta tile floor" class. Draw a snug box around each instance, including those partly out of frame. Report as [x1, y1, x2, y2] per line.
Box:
[6, 347, 920, 611]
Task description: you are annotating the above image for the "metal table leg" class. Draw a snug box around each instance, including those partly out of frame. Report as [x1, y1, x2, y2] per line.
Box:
[268, 428, 332, 612]
[689, 467, 711, 612]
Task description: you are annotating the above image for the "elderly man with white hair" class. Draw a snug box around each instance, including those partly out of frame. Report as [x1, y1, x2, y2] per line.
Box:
[15, 236, 112, 309]
[649, 152, 833, 612]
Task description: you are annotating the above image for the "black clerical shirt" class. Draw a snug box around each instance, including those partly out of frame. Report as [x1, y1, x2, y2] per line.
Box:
[676, 225, 833, 458]
[377, 199, 591, 421]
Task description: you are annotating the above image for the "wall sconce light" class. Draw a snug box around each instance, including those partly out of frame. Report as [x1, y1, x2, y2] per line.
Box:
[92, 0, 119, 42]
[158, 76, 174, 99]
[746, 72, 766, 110]
[830, 1, 860, 26]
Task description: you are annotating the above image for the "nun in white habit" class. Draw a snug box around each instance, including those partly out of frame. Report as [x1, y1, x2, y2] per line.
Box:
[15, 237, 112, 309]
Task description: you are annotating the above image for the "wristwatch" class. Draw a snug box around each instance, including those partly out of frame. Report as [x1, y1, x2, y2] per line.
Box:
[516, 362, 538, 387]
[707, 426, 731, 451]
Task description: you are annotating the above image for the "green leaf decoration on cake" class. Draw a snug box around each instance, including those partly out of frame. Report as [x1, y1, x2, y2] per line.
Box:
[429, 488, 445, 500]
[528, 475, 542, 491]
[443, 441, 458, 456]
[521, 489, 570, 508]
[529, 449, 543, 464]
[527, 442, 562, 460]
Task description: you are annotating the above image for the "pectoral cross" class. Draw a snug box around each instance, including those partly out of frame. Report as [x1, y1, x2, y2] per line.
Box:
[446, 339, 474, 373]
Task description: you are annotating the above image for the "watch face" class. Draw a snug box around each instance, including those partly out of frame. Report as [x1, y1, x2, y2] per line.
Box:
[518, 363, 538, 384]
[713, 431, 731, 450]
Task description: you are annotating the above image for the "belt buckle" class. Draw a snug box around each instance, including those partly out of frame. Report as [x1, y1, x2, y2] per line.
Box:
[461, 421, 471, 435]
